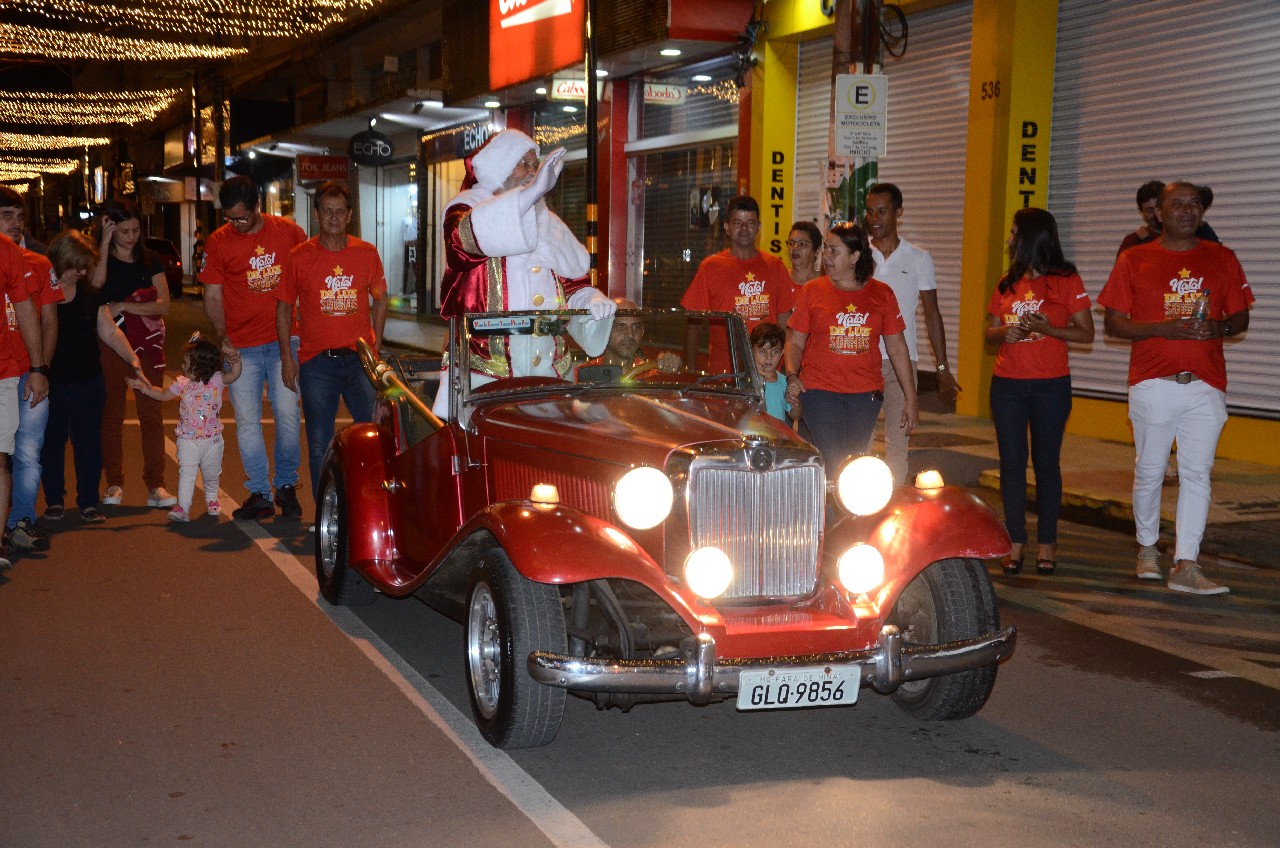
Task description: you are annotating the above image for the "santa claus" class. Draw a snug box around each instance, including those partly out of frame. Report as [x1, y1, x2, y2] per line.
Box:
[433, 129, 614, 415]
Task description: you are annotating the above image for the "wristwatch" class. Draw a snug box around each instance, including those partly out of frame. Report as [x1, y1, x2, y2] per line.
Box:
[29, 365, 50, 376]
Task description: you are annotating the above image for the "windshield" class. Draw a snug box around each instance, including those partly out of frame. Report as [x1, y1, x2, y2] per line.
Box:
[457, 308, 761, 400]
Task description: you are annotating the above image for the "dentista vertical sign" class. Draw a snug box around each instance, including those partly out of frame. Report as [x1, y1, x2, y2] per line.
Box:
[490, 0, 584, 90]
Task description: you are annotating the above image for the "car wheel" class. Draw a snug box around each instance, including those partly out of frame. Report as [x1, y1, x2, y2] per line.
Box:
[887, 557, 999, 720]
[465, 550, 567, 749]
[314, 465, 376, 606]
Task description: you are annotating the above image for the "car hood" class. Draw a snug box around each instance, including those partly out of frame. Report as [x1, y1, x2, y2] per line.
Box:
[470, 391, 810, 467]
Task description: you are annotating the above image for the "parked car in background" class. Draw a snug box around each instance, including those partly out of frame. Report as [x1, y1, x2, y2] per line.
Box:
[317, 308, 1017, 749]
[145, 237, 183, 298]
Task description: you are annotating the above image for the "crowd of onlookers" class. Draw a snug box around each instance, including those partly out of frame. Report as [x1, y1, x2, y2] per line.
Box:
[0, 132, 1255, 599]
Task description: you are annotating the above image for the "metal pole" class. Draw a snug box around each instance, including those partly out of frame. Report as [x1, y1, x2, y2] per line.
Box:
[584, 0, 599, 288]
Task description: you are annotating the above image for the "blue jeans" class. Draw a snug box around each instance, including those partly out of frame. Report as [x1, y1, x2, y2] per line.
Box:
[801, 388, 883, 472]
[40, 374, 106, 511]
[990, 374, 1072, 545]
[227, 338, 301, 497]
[10, 372, 50, 527]
[299, 352, 375, 497]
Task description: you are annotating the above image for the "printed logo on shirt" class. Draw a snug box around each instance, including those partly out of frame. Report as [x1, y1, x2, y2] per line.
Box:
[828, 304, 871, 354]
[4, 295, 13, 331]
[1164, 267, 1206, 319]
[245, 245, 283, 293]
[1005, 291, 1046, 342]
[734, 272, 771, 320]
[320, 264, 359, 316]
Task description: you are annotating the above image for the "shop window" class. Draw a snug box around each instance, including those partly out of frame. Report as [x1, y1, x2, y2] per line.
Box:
[632, 140, 737, 310]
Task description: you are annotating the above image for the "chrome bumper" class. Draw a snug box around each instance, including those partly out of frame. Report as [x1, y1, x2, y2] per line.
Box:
[528, 625, 1017, 706]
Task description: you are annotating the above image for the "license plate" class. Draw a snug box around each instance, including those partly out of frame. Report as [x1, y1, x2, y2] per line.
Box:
[736, 665, 861, 711]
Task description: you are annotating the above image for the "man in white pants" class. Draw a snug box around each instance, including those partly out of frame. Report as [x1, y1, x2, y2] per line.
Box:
[865, 183, 958, 485]
[1099, 181, 1254, 595]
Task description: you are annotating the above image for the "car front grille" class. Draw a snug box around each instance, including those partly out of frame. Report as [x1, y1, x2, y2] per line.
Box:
[686, 458, 824, 599]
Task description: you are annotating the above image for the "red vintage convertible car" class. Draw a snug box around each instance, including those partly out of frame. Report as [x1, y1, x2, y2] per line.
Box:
[316, 308, 1015, 749]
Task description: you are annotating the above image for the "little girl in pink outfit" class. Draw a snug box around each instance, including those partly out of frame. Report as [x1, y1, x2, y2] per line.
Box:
[129, 333, 242, 521]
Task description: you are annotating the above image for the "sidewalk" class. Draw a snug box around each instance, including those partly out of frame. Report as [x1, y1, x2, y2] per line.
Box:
[383, 312, 1280, 569]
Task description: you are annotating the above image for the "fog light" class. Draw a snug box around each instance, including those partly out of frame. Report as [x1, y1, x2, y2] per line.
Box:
[837, 544, 885, 594]
[613, 466, 674, 530]
[684, 547, 733, 599]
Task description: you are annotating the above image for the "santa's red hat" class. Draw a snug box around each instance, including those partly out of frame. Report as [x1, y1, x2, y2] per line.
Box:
[467, 129, 538, 193]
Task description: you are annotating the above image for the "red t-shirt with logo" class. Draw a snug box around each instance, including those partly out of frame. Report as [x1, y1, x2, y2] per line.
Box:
[202, 215, 307, 347]
[276, 236, 387, 364]
[788, 275, 905, 394]
[1098, 240, 1254, 391]
[0, 237, 35, 380]
[3, 250, 64, 373]
[682, 249, 796, 373]
[987, 272, 1090, 380]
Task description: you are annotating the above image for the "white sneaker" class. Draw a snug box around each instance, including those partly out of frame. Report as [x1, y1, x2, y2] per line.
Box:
[167, 506, 190, 523]
[148, 487, 178, 508]
[1135, 545, 1162, 581]
[1168, 560, 1229, 595]
[102, 486, 124, 505]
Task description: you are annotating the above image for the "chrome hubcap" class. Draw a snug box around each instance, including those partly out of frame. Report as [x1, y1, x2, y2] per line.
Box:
[467, 583, 501, 719]
[318, 484, 339, 580]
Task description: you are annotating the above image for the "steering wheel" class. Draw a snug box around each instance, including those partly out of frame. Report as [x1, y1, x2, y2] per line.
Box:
[621, 360, 661, 381]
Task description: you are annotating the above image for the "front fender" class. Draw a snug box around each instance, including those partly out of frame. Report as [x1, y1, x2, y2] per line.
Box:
[326, 423, 396, 573]
[459, 501, 720, 630]
[826, 485, 1010, 609]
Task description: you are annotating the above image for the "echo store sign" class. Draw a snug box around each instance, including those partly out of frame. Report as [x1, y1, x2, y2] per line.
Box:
[348, 130, 395, 166]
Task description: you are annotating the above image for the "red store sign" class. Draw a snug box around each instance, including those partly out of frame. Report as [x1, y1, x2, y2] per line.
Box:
[490, 0, 584, 90]
[296, 155, 350, 183]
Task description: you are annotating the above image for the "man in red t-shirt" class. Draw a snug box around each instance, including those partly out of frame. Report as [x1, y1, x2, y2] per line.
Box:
[203, 176, 308, 521]
[275, 182, 388, 499]
[681, 196, 795, 374]
[0, 186, 61, 552]
[1099, 181, 1254, 596]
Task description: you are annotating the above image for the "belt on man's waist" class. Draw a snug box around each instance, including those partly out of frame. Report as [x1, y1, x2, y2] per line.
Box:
[318, 347, 357, 358]
[1158, 372, 1200, 384]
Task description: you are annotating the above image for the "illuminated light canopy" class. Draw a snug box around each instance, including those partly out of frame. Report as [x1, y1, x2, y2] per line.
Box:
[0, 158, 81, 181]
[0, 23, 246, 61]
[0, 132, 111, 151]
[0, 0, 383, 38]
[0, 89, 181, 126]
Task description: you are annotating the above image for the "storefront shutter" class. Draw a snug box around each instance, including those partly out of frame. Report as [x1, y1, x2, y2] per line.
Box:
[793, 2, 973, 371]
[1049, 0, 1280, 416]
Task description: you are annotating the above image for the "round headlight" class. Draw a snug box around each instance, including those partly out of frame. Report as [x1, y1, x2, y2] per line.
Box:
[835, 455, 894, 516]
[684, 546, 733, 598]
[613, 466, 674, 530]
[837, 544, 885, 594]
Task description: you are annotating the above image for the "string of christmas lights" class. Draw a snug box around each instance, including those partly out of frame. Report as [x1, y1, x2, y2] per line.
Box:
[0, 89, 181, 126]
[0, 158, 81, 182]
[534, 123, 586, 147]
[0, 0, 382, 38]
[0, 23, 246, 61]
[0, 132, 111, 151]
[689, 81, 741, 105]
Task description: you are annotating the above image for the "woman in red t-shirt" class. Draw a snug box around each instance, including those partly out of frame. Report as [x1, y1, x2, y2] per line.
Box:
[984, 208, 1094, 576]
[784, 221, 917, 473]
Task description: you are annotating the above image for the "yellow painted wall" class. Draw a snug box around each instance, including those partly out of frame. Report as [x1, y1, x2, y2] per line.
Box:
[753, 39, 800, 260]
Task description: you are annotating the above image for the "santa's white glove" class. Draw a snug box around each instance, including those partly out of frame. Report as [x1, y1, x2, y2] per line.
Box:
[586, 294, 616, 320]
[518, 148, 567, 215]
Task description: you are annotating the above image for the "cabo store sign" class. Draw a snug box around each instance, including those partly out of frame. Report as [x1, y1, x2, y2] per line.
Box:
[490, 0, 584, 90]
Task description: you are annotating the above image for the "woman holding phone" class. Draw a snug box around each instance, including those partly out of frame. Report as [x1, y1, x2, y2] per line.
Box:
[985, 208, 1094, 577]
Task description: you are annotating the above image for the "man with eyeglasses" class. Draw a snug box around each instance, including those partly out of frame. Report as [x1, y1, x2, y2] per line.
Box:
[201, 175, 307, 521]
[275, 181, 388, 503]
[680, 195, 794, 373]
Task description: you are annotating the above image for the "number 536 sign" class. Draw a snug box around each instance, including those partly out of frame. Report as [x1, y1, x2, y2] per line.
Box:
[834, 74, 888, 158]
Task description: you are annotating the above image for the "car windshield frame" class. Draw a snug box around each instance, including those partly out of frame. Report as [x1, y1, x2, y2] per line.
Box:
[451, 307, 764, 415]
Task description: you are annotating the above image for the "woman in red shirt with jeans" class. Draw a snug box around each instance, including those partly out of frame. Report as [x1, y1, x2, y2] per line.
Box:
[984, 208, 1094, 576]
